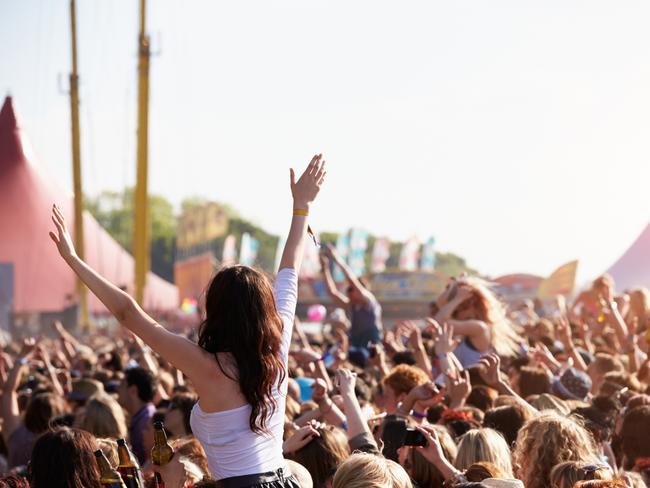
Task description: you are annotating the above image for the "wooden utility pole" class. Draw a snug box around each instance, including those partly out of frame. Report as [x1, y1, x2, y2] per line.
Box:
[134, 0, 151, 305]
[69, 0, 89, 328]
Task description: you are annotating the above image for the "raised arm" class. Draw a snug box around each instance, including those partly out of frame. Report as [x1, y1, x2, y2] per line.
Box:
[319, 254, 350, 307]
[49, 204, 207, 381]
[1, 339, 36, 444]
[278, 154, 327, 272]
[324, 244, 374, 304]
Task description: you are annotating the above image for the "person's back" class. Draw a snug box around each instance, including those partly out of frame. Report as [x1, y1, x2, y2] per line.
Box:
[349, 294, 383, 348]
[190, 265, 297, 480]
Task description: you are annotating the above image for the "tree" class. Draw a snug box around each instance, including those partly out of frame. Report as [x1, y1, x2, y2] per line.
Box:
[85, 188, 177, 282]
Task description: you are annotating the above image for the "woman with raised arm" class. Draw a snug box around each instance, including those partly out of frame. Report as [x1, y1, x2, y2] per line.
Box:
[49, 155, 327, 488]
[434, 277, 520, 367]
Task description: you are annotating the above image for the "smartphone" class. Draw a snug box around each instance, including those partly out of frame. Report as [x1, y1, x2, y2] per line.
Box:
[403, 428, 427, 447]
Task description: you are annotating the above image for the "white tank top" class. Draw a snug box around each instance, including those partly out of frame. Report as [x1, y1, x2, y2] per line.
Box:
[190, 268, 297, 480]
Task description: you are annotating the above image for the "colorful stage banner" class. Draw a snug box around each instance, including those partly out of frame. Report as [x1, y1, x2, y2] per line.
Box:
[300, 232, 321, 279]
[399, 236, 420, 271]
[222, 235, 237, 266]
[348, 228, 369, 276]
[420, 237, 436, 272]
[371, 238, 390, 273]
[333, 233, 350, 281]
[239, 233, 259, 266]
[537, 260, 579, 299]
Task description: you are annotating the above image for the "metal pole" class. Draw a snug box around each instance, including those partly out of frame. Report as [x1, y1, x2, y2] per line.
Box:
[134, 0, 151, 305]
[69, 0, 89, 328]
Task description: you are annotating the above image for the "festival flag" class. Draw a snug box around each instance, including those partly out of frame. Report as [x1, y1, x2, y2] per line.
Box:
[420, 237, 436, 272]
[222, 235, 237, 266]
[273, 235, 286, 273]
[333, 233, 350, 281]
[537, 260, 579, 299]
[300, 231, 321, 279]
[239, 233, 259, 266]
[371, 237, 390, 273]
[399, 236, 420, 271]
[348, 228, 369, 276]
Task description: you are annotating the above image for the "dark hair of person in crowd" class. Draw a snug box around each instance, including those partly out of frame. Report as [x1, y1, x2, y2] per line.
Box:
[167, 392, 198, 436]
[24, 393, 69, 434]
[483, 403, 532, 448]
[516, 366, 551, 398]
[197, 265, 286, 433]
[454, 483, 490, 488]
[620, 405, 650, 470]
[29, 427, 100, 488]
[192, 481, 219, 488]
[426, 403, 447, 424]
[392, 350, 418, 366]
[466, 385, 498, 412]
[125, 367, 157, 403]
[291, 425, 350, 488]
[0, 476, 30, 488]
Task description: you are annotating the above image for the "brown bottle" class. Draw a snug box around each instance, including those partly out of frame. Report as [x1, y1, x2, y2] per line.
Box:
[151, 421, 175, 466]
[94, 450, 127, 488]
[116, 439, 143, 488]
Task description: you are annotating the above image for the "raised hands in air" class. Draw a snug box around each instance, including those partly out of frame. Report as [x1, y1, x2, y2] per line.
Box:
[290, 154, 326, 210]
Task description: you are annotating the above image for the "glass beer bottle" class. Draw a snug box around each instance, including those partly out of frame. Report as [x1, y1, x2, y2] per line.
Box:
[151, 421, 175, 466]
[116, 439, 143, 488]
[95, 449, 127, 488]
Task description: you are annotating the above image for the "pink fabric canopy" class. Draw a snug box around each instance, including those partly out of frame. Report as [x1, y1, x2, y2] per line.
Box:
[0, 96, 178, 314]
[606, 222, 650, 292]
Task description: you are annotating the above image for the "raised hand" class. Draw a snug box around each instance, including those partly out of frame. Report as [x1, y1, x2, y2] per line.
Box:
[336, 368, 357, 396]
[282, 422, 321, 455]
[446, 369, 471, 409]
[290, 154, 326, 209]
[19, 338, 38, 359]
[478, 353, 503, 388]
[49, 204, 76, 260]
[434, 321, 460, 356]
[408, 381, 443, 405]
[311, 378, 330, 404]
[555, 315, 574, 348]
[415, 425, 446, 464]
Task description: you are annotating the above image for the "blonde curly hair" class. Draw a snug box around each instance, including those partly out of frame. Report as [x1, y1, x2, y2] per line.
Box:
[512, 412, 599, 488]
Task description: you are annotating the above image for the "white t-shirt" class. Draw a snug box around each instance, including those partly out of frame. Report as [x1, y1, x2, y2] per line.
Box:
[190, 267, 297, 480]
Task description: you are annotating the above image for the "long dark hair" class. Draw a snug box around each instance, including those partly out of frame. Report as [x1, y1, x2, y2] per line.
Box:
[30, 427, 101, 488]
[198, 265, 285, 433]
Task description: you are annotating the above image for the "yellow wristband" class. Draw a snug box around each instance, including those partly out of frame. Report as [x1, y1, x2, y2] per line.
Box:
[293, 209, 309, 216]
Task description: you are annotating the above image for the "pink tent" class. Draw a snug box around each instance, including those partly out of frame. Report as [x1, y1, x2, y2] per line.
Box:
[0, 96, 178, 315]
[606, 223, 650, 291]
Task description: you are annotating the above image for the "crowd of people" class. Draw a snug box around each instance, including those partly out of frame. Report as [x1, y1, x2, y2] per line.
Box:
[1, 156, 650, 487]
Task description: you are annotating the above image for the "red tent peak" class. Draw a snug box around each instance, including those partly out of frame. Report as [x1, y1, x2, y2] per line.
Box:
[0, 95, 26, 170]
[0, 96, 19, 132]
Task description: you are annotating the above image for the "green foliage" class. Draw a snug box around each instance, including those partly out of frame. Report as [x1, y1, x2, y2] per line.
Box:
[85, 188, 176, 282]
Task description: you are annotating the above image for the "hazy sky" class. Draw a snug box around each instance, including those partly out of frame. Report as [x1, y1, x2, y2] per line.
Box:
[2, 1, 649, 283]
